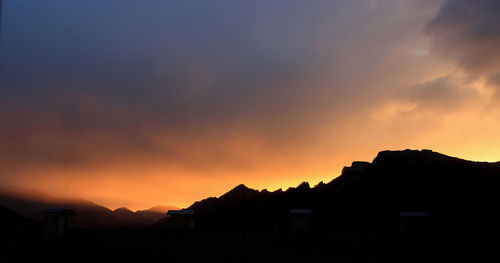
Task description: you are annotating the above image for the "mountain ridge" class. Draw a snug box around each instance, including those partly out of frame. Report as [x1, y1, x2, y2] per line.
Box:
[3, 149, 500, 230]
[185, 149, 500, 230]
[0, 192, 178, 227]
[192, 149, 490, 205]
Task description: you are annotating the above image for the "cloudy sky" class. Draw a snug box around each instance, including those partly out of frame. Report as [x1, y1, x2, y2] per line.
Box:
[1, 0, 500, 210]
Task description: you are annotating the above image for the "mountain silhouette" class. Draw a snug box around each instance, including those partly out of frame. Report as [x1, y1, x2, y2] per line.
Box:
[135, 206, 178, 222]
[3, 149, 500, 262]
[186, 149, 500, 231]
[0, 192, 177, 228]
[3, 149, 500, 231]
[113, 205, 179, 224]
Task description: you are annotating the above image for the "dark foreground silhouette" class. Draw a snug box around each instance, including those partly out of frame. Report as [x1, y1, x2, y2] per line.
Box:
[1, 149, 500, 262]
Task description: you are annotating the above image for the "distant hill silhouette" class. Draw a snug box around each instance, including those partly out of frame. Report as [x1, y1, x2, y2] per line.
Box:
[113, 205, 178, 224]
[187, 149, 500, 231]
[0, 192, 177, 228]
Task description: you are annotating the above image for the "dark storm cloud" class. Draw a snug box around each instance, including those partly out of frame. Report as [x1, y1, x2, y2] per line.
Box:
[1, 0, 349, 121]
[0, 0, 328, 173]
[405, 0, 500, 112]
[488, 72, 500, 88]
[427, 0, 500, 74]
[487, 71, 500, 100]
[397, 76, 478, 112]
[0, 0, 441, 176]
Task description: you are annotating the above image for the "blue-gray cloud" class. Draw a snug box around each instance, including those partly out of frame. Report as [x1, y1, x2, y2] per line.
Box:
[427, 0, 500, 74]
[397, 76, 478, 112]
[0, 0, 441, 173]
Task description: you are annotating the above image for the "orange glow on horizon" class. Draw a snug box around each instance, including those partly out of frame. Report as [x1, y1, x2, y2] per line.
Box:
[2, 0, 500, 213]
[4, 142, 500, 211]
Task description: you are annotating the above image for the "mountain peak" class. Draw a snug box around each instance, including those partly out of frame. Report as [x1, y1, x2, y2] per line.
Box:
[297, 182, 310, 190]
[315, 181, 326, 188]
[372, 149, 451, 165]
[114, 207, 133, 213]
[233, 184, 249, 191]
[140, 205, 179, 213]
[219, 184, 259, 200]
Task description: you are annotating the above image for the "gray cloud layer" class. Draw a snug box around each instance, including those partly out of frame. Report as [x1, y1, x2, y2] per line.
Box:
[391, 0, 500, 113]
[0, 0, 442, 174]
[427, 0, 500, 75]
[397, 76, 478, 112]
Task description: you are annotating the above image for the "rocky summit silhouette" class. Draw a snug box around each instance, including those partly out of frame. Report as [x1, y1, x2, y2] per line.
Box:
[188, 149, 500, 231]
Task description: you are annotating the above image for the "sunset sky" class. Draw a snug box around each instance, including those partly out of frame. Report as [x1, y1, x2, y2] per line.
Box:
[1, 0, 500, 210]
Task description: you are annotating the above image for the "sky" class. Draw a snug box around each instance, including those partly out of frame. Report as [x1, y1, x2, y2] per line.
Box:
[1, 0, 500, 210]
